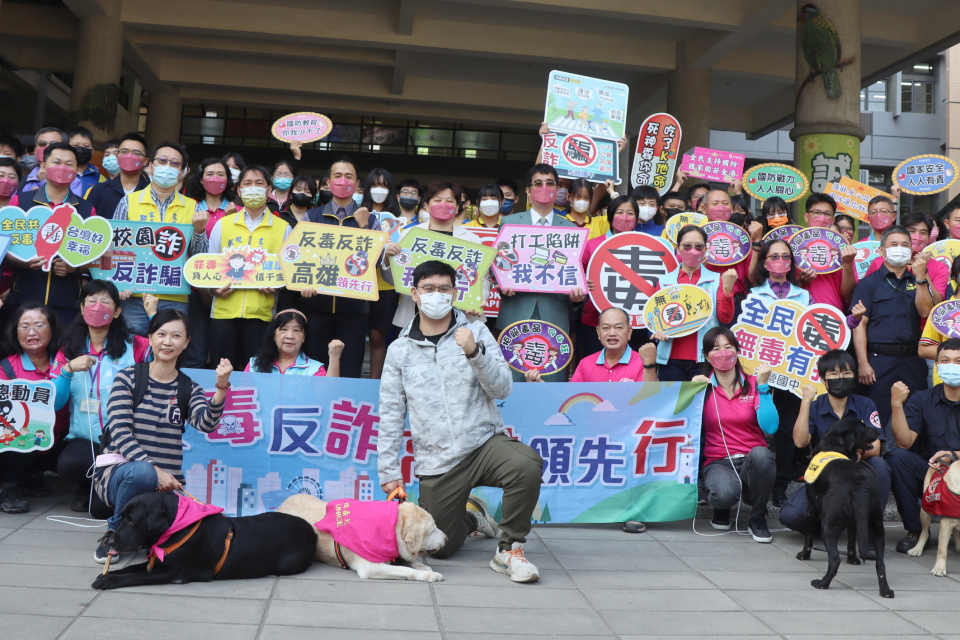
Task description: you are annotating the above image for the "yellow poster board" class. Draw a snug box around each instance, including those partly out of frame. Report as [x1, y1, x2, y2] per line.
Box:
[661, 212, 707, 245]
[184, 246, 284, 289]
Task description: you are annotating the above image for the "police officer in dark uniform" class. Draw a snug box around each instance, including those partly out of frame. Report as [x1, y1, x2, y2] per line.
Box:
[851, 225, 932, 433]
[888, 338, 960, 553]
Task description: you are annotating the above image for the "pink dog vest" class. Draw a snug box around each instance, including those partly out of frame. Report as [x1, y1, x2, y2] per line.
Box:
[315, 499, 399, 564]
[923, 466, 960, 518]
[149, 496, 224, 562]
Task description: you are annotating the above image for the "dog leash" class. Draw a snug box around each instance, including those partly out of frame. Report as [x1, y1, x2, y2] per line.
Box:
[387, 486, 408, 503]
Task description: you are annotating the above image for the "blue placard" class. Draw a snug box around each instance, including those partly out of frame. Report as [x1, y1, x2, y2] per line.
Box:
[89, 220, 192, 294]
[894, 154, 959, 195]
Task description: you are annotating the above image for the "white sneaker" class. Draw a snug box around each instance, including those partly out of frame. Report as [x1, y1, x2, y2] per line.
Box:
[466, 495, 499, 538]
[491, 542, 540, 583]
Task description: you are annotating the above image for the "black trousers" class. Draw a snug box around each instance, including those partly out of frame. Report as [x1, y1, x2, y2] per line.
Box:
[302, 310, 368, 379]
[209, 318, 270, 372]
[0, 451, 38, 486]
[864, 353, 927, 440]
[56, 438, 99, 487]
[772, 389, 802, 490]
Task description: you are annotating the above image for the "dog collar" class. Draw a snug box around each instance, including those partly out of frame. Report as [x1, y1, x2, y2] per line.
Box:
[147, 520, 234, 576]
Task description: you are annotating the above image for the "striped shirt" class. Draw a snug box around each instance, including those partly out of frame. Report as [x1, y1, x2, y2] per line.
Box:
[94, 367, 224, 504]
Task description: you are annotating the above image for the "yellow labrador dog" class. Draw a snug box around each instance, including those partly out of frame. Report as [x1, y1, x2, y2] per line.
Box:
[278, 494, 447, 582]
[907, 455, 960, 577]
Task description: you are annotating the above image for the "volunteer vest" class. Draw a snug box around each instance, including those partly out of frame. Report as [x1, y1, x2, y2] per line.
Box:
[804, 451, 849, 484]
[211, 210, 289, 322]
[125, 189, 198, 303]
[922, 466, 960, 518]
[655, 267, 722, 365]
[66, 337, 140, 442]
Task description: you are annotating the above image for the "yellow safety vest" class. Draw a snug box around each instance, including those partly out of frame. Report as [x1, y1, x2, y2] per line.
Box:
[211, 210, 289, 322]
[804, 451, 849, 484]
[125, 188, 198, 303]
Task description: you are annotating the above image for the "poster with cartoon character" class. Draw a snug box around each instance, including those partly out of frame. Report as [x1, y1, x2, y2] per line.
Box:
[184, 246, 285, 288]
[0, 379, 57, 453]
[492, 225, 588, 294]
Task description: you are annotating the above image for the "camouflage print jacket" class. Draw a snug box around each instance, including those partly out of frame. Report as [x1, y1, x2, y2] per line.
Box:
[377, 309, 513, 484]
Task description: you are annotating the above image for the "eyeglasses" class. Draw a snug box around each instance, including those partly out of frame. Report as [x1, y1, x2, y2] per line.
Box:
[153, 156, 182, 169]
[399, 189, 419, 197]
[17, 323, 48, 333]
[806, 209, 833, 216]
[531, 180, 557, 188]
[118, 149, 146, 158]
[418, 285, 455, 294]
[679, 243, 705, 252]
[824, 372, 855, 380]
[871, 209, 894, 216]
[767, 254, 791, 260]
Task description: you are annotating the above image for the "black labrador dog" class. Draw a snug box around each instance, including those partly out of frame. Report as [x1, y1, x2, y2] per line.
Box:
[92, 492, 317, 590]
[795, 417, 893, 598]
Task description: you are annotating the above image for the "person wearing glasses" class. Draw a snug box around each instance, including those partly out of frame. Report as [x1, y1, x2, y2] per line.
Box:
[111, 141, 208, 334]
[378, 260, 543, 582]
[85, 133, 151, 222]
[497, 164, 585, 382]
[795, 193, 857, 313]
[653, 225, 737, 382]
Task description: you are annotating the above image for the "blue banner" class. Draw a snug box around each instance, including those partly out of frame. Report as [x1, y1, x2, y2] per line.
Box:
[181, 371, 705, 523]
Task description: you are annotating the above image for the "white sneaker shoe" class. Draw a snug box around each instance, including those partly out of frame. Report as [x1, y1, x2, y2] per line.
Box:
[491, 542, 540, 583]
[466, 495, 499, 538]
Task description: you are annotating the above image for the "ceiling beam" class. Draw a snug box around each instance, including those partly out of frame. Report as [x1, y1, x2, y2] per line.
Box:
[392, 51, 409, 95]
[397, 0, 417, 36]
[686, 0, 794, 69]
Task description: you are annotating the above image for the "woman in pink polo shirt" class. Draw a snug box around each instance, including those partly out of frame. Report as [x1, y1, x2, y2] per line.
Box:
[692, 327, 778, 543]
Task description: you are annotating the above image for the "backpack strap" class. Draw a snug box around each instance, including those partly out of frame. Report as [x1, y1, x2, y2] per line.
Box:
[176, 371, 193, 432]
[132, 361, 149, 411]
[0, 358, 15, 380]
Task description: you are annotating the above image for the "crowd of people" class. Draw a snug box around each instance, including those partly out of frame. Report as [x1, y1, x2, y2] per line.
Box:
[0, 123, 957, 583]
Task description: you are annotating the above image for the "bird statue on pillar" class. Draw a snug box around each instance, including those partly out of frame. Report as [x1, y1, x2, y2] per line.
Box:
[797, 3, 850, 102]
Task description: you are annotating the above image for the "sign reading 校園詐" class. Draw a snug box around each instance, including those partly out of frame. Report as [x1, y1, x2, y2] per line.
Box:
[90, 221, 192, 294]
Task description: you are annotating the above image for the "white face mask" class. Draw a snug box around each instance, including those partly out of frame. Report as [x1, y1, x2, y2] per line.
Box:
[885, 246, 912, 267]
[417, 291, 453, 320]
[637, 205, 657, 222]
[370, 187, 389, 203]
[229, 167, 241, 181]
[572, 199, 590, 213]
[479, 200, 500, 216]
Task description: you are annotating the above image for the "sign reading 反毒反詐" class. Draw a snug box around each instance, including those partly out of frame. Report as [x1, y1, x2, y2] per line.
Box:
[662, 212, 707, 245]
[389, 228, 496, 314]
[823, 176, 891, 223]
[491, 225, 587, 295]
[0, 378, 57, 453]
[894, 154, 959, 195]
[542, 70, 628, 184]
[185, 246, 284, 289]
[632, 113, 682, 194]
[90, 221, 192, 295]
[642, 284, 714, 339]
[732, 295, 850, 398]
[277, 223, 387, 301]
[271, 112, 333, 144]
[679, 147, 745, 184]
[498, 320, 573, 374]
[587, 232, 679, 329]
[704, 221, 750, 267]
[181, 370, 706, 523]
[742, 163, 809, 203]
[789, 228, 847, 274]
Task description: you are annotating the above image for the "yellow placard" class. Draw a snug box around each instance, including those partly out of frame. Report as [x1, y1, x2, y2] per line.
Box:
[923, 240, 960, 271]
[661, 212, 708, 245]
[184, 246, 284, 289]
[823, 177, 893, 223]
[641, 283, 714, 338]
[277, 223, 387, 301]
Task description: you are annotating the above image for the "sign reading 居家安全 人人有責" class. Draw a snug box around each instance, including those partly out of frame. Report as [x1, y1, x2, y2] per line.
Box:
[491, 225, 588, 295]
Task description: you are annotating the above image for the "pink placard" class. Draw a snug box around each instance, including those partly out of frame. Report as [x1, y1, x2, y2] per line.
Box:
[271, 112, 333, 144]
[680, 147, 745, 184]
[491, 224, 588, 294]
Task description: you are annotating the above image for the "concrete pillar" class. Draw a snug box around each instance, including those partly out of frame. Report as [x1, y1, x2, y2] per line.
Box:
[790, 0, 865, 214]
[145, 90, 183, 149]
[69, 0, 124, 141]
[667, 44, 711, 157]
[945, 45, 960, 205]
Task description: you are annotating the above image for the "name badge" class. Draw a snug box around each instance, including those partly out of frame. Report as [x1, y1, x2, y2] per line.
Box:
[80, 398, 100, 413]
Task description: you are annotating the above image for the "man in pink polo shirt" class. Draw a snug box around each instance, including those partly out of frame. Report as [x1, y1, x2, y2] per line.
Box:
[525, 307, 658, 382]
[796, 193, 857, 311]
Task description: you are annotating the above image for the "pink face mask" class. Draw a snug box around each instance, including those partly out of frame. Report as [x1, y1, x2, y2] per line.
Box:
[807, 213, 832, 228]
[118, 154, 143, 173]
[869, 213, 894, 232]
[677, 247, 705, 269]
[708, 350, 737, 372]
[950, 224, 960, 241]
[35, 146, 46, 163]
[45, 164, 76, 185]
[910, 233, 927, 254]
[329, 177, 355, 199]
[706, 205, 731, 222]
[612, 214, 636, 233]
[0, 177, 17, 198]
[529, 185, 557, 206]
[203, 176, 227, 195]
[429, 202, 457, 222]
[82, 303, 113, 328]
[765, 257, 792, 276]
[930, 225, 940, 242]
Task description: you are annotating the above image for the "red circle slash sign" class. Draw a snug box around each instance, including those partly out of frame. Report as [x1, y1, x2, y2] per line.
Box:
[586, 232, 678, 329]
[563, 134, 597, 168]
[796, 306, 848, 355]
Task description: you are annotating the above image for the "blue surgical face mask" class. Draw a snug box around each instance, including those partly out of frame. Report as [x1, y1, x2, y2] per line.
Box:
[353, 192, 364, 206]
[273, 176, 293, 191]
[500, 200, 515, 215]
[939, 363, 960, 387]
[152, 165, 181, 189]
[102, 154, 120, 175]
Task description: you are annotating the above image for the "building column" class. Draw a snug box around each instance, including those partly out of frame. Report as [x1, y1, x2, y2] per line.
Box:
[69, 0, 124, 141]
[667, 44, 712, 159]
[945, 46, 960, 205]
[790, 0, 865, 213]
[145, 90, 183, 149]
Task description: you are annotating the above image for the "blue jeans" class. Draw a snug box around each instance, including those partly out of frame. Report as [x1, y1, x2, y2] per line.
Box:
[106, 461, 158, 530]
[779, 456, 892, 535]
[121, 298, 189, 335]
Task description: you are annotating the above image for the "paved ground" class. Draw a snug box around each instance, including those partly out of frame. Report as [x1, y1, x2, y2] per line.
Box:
[2, 494, 959, 640]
